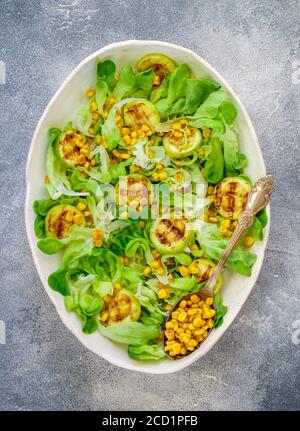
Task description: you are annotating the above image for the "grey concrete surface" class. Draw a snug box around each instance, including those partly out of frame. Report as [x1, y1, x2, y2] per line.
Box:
[0, 0, 299, 411]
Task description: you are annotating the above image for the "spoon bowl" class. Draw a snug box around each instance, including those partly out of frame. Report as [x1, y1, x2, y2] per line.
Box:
[164, 175, 275, 360]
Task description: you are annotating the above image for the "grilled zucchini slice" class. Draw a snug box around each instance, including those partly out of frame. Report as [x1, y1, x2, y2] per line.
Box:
[214, 177, 251, 220]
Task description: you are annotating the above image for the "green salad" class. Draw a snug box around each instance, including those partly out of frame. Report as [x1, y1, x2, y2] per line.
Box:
[33, 53, 267, 361]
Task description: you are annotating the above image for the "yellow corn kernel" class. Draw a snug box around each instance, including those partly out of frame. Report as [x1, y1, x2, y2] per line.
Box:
[165, 321, 174, 330]
[208, 216, 218, 223]
[188, 339, 198, 347]
[151, 250, 161, 259]
[173, 322, 179, 331]
[120, 152, 131, 160]
[180, 119, 187, 127]
[158, 288, 169, 299]
[164, 344, 172, 352]
[164, 329, 175, 341]
[148, 150, 154, 158]
[164, 303, 172, 311]
[109, 97, 116, 106]
[86, 88, 95, 98]
[190, 294, 200, 304]
[92, 112, 100, 120]
[193, 317, 203, 328]
[189, 265, 200, 275]
[121, 127, 130, 136]
[143, 266, 151, 276]
[179, 266, 189, 277]
[65, 211, 74, 222]
[101, 141, 108, 149]
[77, 154, 86, 165]
[244, 235, 255, 247]
[95, 135, 102, 144]
[179, 300, 187, 308]
[76, 202, 86, 211]
[180, 334, 191, 344]
[158, 171, 168, 180]
[114, 282, 122, 291]
[178, 311, 188, 323]
[151, 260, 160, 269]
[73, 214, 84, 225]
[103, 111, 109, 119]
[120, 211, 129, 219]
[206, 297, 213, 306]
[88, 127, 94, 135]
[167, 273, 174, 281]
[187, 308, 198, 316]
[194, 328, 205, 336]
[203, 128, 211, 138]
[123, 256, 129, 266]
[173, 130, 183, 139]
[130, 138, 137, 146]
[174, 172, 183, 182]
[141, 124, 149, 132]
[100, 311, 108, 322]
[188, 323, 195, 331]
[191, 244, 199, 252]
[155, 163, 163, 170]
[152, 172, 159, 180]
[93, 238, 103, 247]
[137, 130, 145, 138]
[123, 134, 131, 144]
[92, 228, 104, 240]
[172, 310, 179, 319]
[83, 210, 91, 217]
[180, 347, 187, 355]
[172, 122, 181, 130]
[173, 342, 182, 355]
[84, 161, 90, 169]
[153, 75, 160, 86]
[207, 319, 214, 328]
[90, 158, 96, 166]
[89, 102, 98, 112]
[221, 219, 231, 228]
[186, 128, 192, 136]
[157, 267, 164, 276]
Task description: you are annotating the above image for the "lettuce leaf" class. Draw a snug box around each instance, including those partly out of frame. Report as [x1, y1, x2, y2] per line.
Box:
[204, 137, 224, 184]
[197, 223, 257, 276]
[99, 321, 161, 345]
[128, 343, 165, 360]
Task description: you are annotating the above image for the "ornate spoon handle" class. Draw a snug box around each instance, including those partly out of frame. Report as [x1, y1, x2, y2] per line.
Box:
[205, 175, 276, 295]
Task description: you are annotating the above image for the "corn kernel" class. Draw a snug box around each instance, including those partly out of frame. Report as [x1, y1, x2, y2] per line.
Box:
[189, 265, 200, 275]
[86, 88, 95, 98]
[180, 347, 187, 355]
[76, 202, 86, 211]
[100, 311, 108, 322]
[244, 235, 255, 247]
[120, 211, 129, 219]
[114, 282, 122, 290]
[153, 75, 160, 86]
[190, 294, 200, 304]
[123, 135, 131, 144]
[64, 211, 73, 222]
[166, 321, 174, 330]
[165, 330, 175, 341]
[206, 297, 213, 305]
[203, 128, 211, 138]
[137, 130, 145, 138]
[152, 172, 159, 180]
[92, 112, 100, 120]
[178, 312, 188, 323]
[157, 267, 164, 276]
[84, 162, 90, 169]
[172, 122, 181, 130]
[193, 317, 203, 328]
[93, 238, 103, 247]
[179, 300, 187, 308]
[73, 214, 84, 225]
[174, 130, 183, 139]
[158, 288, 169, 299]
[187, 308, 198, 316]
[92, 228, 104, 240]
[143, 266, 151, 276]
[173, 342, 182, 355]
[121, 127, 130, 135]
[179, 266, 189, 277]
[90, 102, 98, 112]
[158, 171, 168, 180]
[151, 260, 160, 269]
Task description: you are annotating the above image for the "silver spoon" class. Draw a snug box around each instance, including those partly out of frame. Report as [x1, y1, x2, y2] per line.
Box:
[164, 175, 276, 359]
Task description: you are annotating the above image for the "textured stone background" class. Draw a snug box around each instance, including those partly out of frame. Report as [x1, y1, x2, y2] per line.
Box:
[0, 0, 299, 411]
